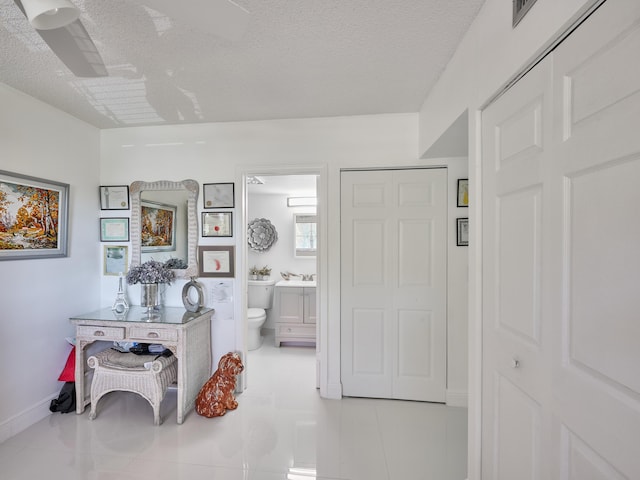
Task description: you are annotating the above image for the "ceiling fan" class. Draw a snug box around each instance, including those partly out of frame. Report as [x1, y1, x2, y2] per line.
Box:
[12, 0, 250, 78]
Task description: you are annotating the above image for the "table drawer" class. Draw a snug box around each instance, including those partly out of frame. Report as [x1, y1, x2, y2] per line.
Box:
[77, 325, 125, 341]
[128, 327, 178, 342]
[276, 324, 315, 338]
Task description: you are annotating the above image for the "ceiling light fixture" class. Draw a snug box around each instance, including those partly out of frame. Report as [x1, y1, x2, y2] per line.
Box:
[21, 0, 80, 30]
[287, 197, 317, 207]
[247, 176, 264, 185]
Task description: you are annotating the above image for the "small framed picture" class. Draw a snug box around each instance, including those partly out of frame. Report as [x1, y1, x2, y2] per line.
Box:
[198, 245, 235, 278]
[457, 218, 469, 246]
[203, 182, 234, 209]
[100, 217, 130, 242]
[202, 212, 233, 237]
[103, 245, 128, 275]
[100, 185, 130, 210]
[457, 179, 469, 207]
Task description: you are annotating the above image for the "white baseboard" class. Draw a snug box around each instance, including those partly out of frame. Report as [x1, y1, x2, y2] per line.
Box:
[0, 392, 57, 443]
[324, 382, 342, 400]
[446, 389, 468, 407]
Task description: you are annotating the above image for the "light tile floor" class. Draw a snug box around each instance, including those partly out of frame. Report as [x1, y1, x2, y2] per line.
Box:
[0, 334, 467, 479]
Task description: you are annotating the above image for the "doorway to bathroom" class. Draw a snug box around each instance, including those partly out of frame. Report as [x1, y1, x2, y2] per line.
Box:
[244, 172, 320, 388]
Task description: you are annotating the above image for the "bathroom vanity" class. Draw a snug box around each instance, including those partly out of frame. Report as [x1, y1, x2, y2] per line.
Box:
[274, 280, 316, 347]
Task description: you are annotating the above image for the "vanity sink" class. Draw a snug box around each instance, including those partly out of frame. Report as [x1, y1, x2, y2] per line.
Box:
[276, 280, 316, 288]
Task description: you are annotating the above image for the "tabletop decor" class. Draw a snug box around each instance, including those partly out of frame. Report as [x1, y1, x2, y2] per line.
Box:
[111, 273, 129, 316]
[126, 259, 176, 317]
[182, 277, 205, 313]
[247, 217, 278, 252]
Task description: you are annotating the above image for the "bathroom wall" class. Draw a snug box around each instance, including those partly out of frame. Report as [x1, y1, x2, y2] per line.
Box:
[247, 192, 317, 329]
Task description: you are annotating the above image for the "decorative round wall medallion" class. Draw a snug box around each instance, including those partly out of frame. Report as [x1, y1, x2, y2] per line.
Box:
[247, 218, 278, 252]
[182, 277, 205, 312]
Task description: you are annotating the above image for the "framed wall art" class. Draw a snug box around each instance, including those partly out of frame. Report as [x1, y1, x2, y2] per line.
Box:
[104, 245, 128, 275]
[203, 182, 234, 209]
[202, 212, 233, 237]
[0, 170, 69, 260]
[198, 245, 235, 278]
[100, 185, 130, 210]
[141, 200, 176, 252]
[457, 217, 469, 246]
[100, 217, 130, 242]
[457, 179, 469, 207]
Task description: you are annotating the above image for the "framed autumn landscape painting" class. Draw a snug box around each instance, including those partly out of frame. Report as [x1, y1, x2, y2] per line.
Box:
[0, 170, 69, 260]
[141, 200, 176, 253]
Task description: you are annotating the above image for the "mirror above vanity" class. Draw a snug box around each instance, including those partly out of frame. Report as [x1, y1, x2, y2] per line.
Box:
[130, 179, 199, 279]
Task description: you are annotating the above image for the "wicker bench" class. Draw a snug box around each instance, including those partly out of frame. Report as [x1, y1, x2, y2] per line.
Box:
[87, 349, 178, 425]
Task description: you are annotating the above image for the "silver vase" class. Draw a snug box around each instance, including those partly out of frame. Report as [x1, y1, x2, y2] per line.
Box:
[140, 283, 159, 318]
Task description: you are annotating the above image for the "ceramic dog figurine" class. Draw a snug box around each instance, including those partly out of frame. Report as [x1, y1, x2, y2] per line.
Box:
[195, 352, 244, 418]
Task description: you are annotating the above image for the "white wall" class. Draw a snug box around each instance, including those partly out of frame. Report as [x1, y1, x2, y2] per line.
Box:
[99, 114, 468, 400]
[0, 84, 100, 441]
[445, 158, 470, 403]
[418, 0, 599, 154]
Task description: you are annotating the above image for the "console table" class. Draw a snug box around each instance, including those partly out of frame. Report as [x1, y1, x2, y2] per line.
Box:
[70, 306, 213, 424]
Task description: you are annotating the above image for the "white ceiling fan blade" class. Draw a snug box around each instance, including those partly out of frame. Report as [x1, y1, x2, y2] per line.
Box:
[13, 0, 107, 77]
[135, 0, 250, 42]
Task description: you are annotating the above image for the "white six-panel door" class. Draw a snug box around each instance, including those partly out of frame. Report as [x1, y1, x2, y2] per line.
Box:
[481, 53, 554, 480]
[341, 168, 447, 402]
[481, 0, 640, 477]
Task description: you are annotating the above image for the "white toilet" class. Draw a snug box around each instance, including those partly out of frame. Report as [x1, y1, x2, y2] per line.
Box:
[247, 279, 275, 350]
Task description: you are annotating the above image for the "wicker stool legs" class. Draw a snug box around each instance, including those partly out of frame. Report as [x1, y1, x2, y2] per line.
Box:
[87, 349, 178, 425]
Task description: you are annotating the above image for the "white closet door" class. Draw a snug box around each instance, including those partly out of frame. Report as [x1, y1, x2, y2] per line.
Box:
[481, 54, 554, 480]
[340, 168, 447, 402]
[550, 0, 640, 477]
[481, 0, 640, 478]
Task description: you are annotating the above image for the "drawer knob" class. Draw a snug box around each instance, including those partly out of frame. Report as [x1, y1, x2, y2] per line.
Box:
[147, 332, 159, 339]
[94, 330, 104, 336]
[512, 358, 520, 368]
[287, 328, 292, 332]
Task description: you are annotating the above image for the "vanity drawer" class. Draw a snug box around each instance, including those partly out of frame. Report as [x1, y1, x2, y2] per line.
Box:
[128, 327, 178, 342]
[276, 324, 315, 338]
[77, 325, 125, 341]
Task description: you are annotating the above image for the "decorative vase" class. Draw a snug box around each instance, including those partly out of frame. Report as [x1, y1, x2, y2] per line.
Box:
[141, 283, 160, 319]
[182, 277, 205, 313]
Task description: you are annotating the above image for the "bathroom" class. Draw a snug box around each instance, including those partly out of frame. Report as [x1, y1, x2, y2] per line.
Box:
[246, 174, 318, 349]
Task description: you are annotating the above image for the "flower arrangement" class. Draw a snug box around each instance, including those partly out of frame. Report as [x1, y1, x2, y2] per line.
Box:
[164, 257, 188, 269]
[258, 265, 272, 278]
[126, 259, 176, 285]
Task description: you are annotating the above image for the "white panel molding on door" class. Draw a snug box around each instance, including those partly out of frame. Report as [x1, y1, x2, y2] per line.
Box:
[482, 53, 553, 479]
[552, 1, 640, 477]
[481, 1, 640, 478]
[341, 168, 447, 402]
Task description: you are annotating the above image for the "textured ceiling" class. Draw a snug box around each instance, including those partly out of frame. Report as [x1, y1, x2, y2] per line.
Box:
[0, 0, 485, 129]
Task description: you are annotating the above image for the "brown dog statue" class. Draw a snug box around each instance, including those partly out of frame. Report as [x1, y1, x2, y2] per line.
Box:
[195, 352, 244, 418]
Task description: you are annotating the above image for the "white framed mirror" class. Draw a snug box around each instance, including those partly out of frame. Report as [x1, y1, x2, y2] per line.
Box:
[130, 179, 199, 278]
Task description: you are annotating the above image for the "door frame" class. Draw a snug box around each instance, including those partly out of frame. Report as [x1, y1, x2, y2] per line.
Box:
[236, 164, 328, 394]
